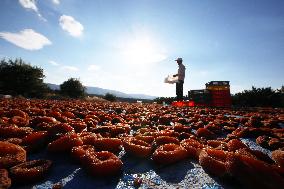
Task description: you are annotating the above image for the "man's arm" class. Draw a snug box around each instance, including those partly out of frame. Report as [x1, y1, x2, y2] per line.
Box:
[173, 74, 178, 77]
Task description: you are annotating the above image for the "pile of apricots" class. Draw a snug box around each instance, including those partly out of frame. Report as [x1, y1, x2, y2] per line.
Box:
[0, 98, 284, 189]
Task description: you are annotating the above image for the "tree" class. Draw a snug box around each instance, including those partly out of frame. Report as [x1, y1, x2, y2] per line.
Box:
[232, 86, 284, 107]
[281, 86, 284, 93]
[0, 58, 48, 97]
[104, 93, 117, 102]
[153, 96, 175, 104]
[60, 78, 86, 98]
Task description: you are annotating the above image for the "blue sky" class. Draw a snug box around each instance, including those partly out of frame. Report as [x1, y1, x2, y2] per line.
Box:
[0, 0, 283, 97]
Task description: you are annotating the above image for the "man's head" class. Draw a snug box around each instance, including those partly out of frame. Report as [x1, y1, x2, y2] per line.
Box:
[175, 58, 183, 64]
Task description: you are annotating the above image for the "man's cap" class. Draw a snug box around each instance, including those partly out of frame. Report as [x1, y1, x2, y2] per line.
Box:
[175, 58, 183, 62]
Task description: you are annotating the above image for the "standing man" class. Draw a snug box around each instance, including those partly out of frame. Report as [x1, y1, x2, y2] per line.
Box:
[173, 58, 186, 101]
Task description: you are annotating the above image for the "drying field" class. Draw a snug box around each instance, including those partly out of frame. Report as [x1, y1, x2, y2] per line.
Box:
[0, 98, 284, 189]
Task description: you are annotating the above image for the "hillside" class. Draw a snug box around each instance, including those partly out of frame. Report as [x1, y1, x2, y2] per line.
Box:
[46, 83, 157, 100]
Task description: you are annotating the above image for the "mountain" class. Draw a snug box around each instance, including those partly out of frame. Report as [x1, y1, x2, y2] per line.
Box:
[46, 83, 157, 100]
[47, 83, 60, 90]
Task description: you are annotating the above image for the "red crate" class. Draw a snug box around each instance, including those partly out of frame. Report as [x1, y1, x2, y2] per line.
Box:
[212, 100, 232, 104]
[210, 90, 230, 94]
[172, 101, 186, 107]
[195, 103, 208, 107]
[188, 101, 195, 107]
[212, 97, 231, 101]
[212, 103, 231, 107]
[211, 95, 231, 99]
[185, 101, 209, 107]
[211, 92, 230, 96]
[212, 98, 231, 102]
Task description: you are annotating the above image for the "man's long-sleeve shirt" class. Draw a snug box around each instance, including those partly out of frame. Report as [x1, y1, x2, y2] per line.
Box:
[178, 63, 186, 81]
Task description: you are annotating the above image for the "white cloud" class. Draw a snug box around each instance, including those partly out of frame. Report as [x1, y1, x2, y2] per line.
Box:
[87, 64, 100, 71]
[0, 29, 52, 50]
[49, 60, 59, 66]
[19, 0, 46, 21]
[19, 0, 38, 12]
[59, 15, 84, 37]
[61, 66, 79, 72]
[51, 0, 60, 5]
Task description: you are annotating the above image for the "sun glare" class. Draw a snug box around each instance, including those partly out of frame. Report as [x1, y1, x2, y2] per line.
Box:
[121, 36, 166, 65]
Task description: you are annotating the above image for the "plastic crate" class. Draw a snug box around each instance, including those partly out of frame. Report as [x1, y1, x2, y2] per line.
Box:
[188, 90, 211, 102]
[211, 96, 231, 100]
[211, 93, 231, 97]
[172, 101, 186, 107]
[212, 99, 232, 104]
[211, 93, 231, 98]
[211, 103, 231, 107]
[187, 101, 209, 107]
[211, 96, 231, 101]
[195, 103, 208, 107]
[188, 101, 195, 107]
[188, 89, 210, 95]
[206, 86, 230, 90]
[212, 96, 231, 100]
[206, 81, 230, 86]
[210, 90, 230, 94]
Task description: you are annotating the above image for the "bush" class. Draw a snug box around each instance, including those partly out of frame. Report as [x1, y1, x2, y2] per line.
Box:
[0, 58, 48, 98]
[60, 78, 86, 98]
[104, 93, 117, 102]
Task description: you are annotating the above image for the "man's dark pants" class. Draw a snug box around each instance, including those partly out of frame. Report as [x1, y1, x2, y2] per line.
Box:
[176, 80, 184, 101]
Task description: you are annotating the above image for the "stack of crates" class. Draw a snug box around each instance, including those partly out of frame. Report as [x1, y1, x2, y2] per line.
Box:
[188, 89, 211, 106]
[206, 81, 231, 107]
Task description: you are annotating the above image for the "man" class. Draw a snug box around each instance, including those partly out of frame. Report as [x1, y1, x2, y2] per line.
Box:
[173, 58, 185, 101]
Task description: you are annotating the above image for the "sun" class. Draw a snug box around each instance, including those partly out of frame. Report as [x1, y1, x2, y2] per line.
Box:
[121, 35, 166, 65]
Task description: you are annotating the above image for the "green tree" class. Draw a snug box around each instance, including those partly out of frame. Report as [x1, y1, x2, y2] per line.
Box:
[60, 78, 86, 98]
[104, 93, 117, 102]
[232, 86, 284, 107]
[153, 96, 175, 104]
[0, 58, 48, 97]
